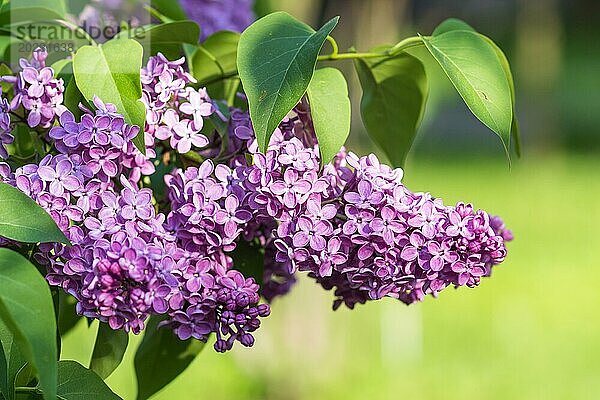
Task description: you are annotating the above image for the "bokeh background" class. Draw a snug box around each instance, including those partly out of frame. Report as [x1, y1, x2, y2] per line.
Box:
[61, 0, 600, 398]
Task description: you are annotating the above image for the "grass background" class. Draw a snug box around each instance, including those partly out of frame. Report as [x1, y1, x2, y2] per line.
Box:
[61, 153, 599, 399]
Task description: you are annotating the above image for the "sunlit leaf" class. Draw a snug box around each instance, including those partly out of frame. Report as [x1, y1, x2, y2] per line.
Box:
[0, 182, 69, 244]
[238, 12, 338, 151]
[73, 38, 146, 153]
[421, 30, 513, 159]
[306, 67, 351, 164]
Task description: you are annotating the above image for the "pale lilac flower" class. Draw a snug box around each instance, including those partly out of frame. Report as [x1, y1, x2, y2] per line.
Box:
[179, 90, 213, 130]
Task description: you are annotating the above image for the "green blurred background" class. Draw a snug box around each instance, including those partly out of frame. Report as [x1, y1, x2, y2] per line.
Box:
[63, 0, 600, 398]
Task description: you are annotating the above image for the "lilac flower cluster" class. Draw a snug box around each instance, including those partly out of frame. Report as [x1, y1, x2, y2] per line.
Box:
[158, 161, 269, 351]
[0, 74, 268, 349]
[220, 103, 512, 309]
[141, 54, 213, 154]
[312, 153, 510, 309]
[0, 88, 13, 159]
[2, 48, 66, 128]
[180, 0, 255, 40]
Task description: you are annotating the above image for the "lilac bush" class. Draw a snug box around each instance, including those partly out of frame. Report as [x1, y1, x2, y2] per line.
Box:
[0, 47, 512, 350]
[0, 6, 519, 398]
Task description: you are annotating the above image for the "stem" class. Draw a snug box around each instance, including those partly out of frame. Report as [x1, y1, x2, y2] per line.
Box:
[317, 51, 387, 61]
[144, 5, 174, 23]
[202, 71, 239, 86]
[388, 36, 425, 55]
[57, 20, 97, 46]
[317, 36, 425, 62]
[325, 35, 338, 58]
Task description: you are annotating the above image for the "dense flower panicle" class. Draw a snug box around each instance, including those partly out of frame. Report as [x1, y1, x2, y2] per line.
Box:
[0, 68, 268, 348]
[223, 103, 512, 309]
[153, 160, 269, 350]
[180, 0, 255, 40]
[37, 176, 170, 333]
[0, 88, 13, 159]
[1, 48, 66, 128]
[141, 54, 213, 154]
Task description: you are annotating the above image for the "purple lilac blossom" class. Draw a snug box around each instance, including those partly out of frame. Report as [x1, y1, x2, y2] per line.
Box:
[1, 48, 66, 128]
[141, 54, 213, 154]
[217, 101, 512, 309]
[180, 0, 255, 40]
[0, 49, 268, 349]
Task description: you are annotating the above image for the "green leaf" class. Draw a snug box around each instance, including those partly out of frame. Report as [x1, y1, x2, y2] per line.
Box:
[482, 36, 521, 157]
[134, 316, 206, 400]
[421, 30, 513, 159]
[191, 31, 239, 85]
[355, 50, 428, 166]
[0, 182, 69, 244]
[306, 67, 350, 164]
[56, 293, 80, 337]
[12, 125, 35, 158]
[57, 360, 121, 400]
[237, 12, 339, 151]
[73, 38, 146, 153]
[89, 323, 128, 380]
[150, 0, 187, 21]
[431, 18, 520, 157]
[432, 18, 475, 36]
[0, 248, 57, 400]
[116, 21, 200, 59]
[0, 319, 28, 400]
[0, 63, 12, 93]
[50, 60, 72, 82]
[0, 0, 67, 24]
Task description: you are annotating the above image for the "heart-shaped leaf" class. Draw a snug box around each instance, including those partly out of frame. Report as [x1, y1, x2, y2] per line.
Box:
[355, 50, 428, 166]
[306, 67, 351, 164]
[73, 38, 146, 153]
[57, 360, 122, 400]
[431, 18, 520, 156]
[421, 30, 513, 158]
[89, 323, 128, 379]
[238, 12, 339, 151]
[0, 248, 57, 400]
[0, 182, 69, 244]
[191, 31, 240, 85]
